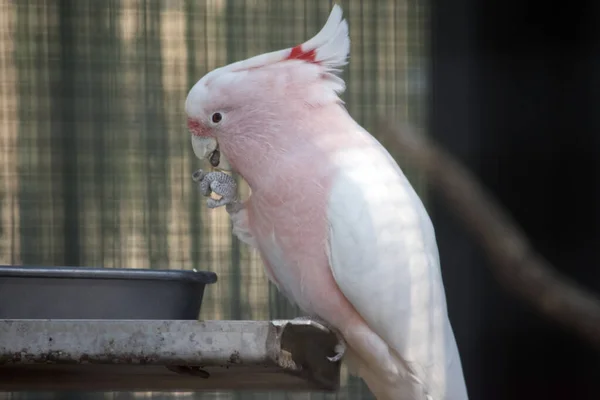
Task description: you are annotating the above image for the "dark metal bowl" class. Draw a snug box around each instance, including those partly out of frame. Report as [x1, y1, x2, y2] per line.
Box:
[0, 265, 217, 320]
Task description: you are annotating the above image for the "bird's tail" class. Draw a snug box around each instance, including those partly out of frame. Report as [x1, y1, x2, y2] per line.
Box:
[341, 325, 429, 400]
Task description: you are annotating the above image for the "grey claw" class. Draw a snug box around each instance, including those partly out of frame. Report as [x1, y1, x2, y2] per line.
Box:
[327, 340, 346, 363]
[207, 197, 232, 209]
[199, 179, 213, 197]
[192, 169, 205, 182]
[291, 316, 346, 363]
[193, 170, 238, 208]
[225, 201, 244, 214]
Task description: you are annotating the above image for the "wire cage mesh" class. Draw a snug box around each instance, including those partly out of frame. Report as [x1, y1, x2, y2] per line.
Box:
[0, 0, 428, 398]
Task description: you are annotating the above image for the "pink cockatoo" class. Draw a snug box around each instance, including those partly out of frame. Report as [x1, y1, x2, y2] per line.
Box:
[186, 5, 468, 400]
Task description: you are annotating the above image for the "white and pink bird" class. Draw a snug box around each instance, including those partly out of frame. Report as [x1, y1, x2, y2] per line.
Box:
[185, 5, 468, 400]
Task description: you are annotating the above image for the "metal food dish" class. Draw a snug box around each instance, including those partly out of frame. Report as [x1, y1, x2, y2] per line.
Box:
[0, 265, 217, 320]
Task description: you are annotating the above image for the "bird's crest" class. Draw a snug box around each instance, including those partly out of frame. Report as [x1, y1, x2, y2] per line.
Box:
[203, 5, 350, 90]
[283, 4, 350, 70]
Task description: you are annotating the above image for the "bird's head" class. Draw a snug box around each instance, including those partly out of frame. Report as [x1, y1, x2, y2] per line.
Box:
[185, 4, 350, 176]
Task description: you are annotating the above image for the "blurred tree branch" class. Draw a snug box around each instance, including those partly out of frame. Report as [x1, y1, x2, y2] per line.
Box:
[378, 119, 600, 349]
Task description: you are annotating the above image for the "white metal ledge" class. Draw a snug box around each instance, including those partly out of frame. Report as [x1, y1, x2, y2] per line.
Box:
[0, 319, 341, 392]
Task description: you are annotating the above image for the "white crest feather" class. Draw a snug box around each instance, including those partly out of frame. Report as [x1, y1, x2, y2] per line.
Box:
[300, 4, 350, 70]
[190, 4, 351, 109]
[204, 5, 350, 80]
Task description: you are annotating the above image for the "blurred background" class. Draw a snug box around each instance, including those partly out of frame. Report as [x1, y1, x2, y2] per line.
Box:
[0, 0, 598, 399]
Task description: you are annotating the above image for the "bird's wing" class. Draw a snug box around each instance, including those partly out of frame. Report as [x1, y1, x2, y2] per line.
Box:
[326, 132, 468, 399]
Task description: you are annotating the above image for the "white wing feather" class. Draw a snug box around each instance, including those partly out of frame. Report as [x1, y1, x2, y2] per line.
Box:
[326, 129, 469, 400]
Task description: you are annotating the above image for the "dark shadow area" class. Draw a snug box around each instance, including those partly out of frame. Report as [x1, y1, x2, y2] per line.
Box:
[430, 0, 600, 399]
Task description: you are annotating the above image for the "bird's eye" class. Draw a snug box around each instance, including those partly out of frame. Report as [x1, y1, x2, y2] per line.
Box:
[211, 112, 222, 124]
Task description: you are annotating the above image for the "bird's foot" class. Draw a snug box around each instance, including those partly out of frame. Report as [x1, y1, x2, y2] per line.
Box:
[329, 338, 347, 363]
[192, 169, 242, 212]
[292, 316, 347, 363]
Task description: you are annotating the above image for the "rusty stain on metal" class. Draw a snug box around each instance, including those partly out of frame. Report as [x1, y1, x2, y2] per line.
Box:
[166, 365, 210, 378]
[228, 350, 241, 365]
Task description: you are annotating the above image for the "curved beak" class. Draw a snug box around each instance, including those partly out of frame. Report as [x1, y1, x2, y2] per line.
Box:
[190, 135, 232, 171]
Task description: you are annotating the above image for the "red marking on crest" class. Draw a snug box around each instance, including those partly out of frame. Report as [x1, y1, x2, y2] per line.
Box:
[287, 45, 317, 63]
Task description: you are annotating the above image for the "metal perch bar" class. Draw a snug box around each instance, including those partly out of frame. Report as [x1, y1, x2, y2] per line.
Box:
[0, 319, 341, 392]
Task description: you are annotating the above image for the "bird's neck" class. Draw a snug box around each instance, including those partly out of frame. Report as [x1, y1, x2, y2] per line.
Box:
[226, 103, 359, 192]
